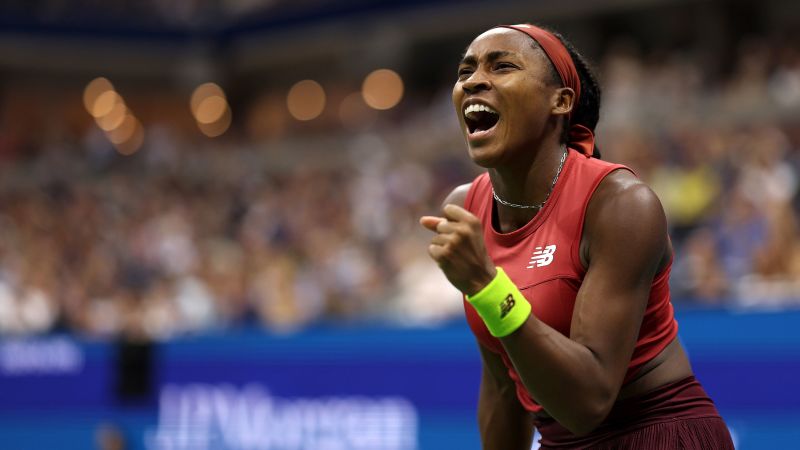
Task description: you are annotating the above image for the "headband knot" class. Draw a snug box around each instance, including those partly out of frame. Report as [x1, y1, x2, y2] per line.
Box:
[498, 24, 595, 157]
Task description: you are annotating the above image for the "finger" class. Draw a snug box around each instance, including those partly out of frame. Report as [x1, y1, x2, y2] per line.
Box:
[443, 204, 478, 224]
[436, 219, 459, 234]
[420, 216, 445, 232]
[430, 233, 450, 246]
[427, 243, 447, 261]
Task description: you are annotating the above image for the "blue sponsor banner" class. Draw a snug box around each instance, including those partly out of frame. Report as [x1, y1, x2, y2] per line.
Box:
[0, 308, 798, 449]
[0, 336, 113, 409]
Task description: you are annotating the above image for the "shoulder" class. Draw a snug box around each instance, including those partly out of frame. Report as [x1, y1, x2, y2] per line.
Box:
[589, 169, 665, 222]
[441, 182, 473, 209]
[584, 169, 668, 265]
[442, 172, 491, 209]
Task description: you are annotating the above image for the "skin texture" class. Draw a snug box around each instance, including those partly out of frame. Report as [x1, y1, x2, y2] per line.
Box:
[477, 343, 534, 450]
[452, 29, 575, 222]
[420, 28, 693, 445]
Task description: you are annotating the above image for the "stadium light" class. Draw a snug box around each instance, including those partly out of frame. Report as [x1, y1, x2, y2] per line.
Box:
[191, 82, 231, 137]
[83, 77, 114, 114]
[198, 107, 232, 137]
[362, 69, 403, 110]
[287, 80, 326, 121]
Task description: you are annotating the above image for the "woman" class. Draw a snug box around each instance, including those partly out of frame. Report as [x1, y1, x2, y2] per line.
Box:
[420, 24, 734, 449]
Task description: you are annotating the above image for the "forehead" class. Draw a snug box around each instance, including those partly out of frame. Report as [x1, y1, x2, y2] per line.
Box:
[463, 28, 538, 60]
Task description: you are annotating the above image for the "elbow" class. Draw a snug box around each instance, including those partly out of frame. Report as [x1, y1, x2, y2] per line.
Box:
[559, 392, 615, 437]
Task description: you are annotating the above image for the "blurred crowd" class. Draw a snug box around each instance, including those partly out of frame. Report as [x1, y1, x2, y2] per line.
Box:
[0, 34, 799, 338]
[598, 36, 800, 306]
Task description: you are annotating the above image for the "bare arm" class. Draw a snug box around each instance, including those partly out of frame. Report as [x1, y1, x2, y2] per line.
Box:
[440, 183, 533, 448]
[500, 170, 668, 434]
[477, 343, 534, 450]
[440, 182, 472, 213]
[422, 171, 669, 436]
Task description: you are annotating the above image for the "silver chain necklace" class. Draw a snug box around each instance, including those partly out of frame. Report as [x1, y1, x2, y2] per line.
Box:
[492, 147, 568, 210]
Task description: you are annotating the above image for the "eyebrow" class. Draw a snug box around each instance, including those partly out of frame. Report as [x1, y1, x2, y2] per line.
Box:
[459, 50, 516, 66]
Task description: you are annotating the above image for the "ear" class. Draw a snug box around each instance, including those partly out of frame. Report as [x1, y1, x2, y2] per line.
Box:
[551, 87, 576, 117]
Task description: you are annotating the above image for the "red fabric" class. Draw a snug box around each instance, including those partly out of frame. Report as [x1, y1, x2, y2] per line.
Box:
[536, 376, 733, 449]
[568, 123, 595, 160]
[497, 24, 595, 157]
[462, 150, 679, 413]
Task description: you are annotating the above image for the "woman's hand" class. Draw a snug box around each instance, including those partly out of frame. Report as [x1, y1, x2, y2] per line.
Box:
[420, 204, 497, 296]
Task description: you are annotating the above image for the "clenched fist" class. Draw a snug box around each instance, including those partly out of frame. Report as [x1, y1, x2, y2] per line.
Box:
[420, 204, 497, 296]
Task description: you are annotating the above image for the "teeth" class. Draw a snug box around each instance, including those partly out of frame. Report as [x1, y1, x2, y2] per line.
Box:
[463, 103, 498, 118]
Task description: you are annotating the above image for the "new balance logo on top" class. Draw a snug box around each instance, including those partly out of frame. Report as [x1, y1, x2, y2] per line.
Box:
[527, 245, 556, 268]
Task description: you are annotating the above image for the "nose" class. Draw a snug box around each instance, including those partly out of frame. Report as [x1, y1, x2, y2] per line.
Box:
[462, 72, 491, 94]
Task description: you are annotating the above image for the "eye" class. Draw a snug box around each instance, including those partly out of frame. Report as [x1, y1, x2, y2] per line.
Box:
[494, 62, 517, 71]
[457, 67, 474, 80]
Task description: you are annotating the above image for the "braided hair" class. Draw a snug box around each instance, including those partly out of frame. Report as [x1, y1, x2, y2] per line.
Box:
[530, 28, 603, 158]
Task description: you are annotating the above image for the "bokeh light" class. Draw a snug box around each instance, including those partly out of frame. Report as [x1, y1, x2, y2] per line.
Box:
[287, 80, 326, 121]
[198, 107, 232, 137]
[195, 95, 228, 124]
[83, 77, 114, 113]
[190, 82, 226, 113]
[95, 101, 127, 131]
[361, 69, 403, 110]
[114, 121, 144, 156]
[90, 90, 121, 118]
[190, 82, 231, 137]
[83, 77, 146, 151]
[107, 114, 138, 144]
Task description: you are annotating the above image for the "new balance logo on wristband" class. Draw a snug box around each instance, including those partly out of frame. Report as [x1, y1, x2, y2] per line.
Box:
[499, 294, 516, 319]
[527, 244, 556, 268]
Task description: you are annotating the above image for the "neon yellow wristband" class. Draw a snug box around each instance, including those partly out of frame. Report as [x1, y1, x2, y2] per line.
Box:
[466, 267, 531, 337]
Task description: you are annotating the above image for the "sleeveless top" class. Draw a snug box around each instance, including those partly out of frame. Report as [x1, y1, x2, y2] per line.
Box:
[462, 149, 678, 413]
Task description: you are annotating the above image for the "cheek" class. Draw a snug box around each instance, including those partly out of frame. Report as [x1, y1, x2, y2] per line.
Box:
[510, 88, 550, 125]
[452, 85, 468, 130]
[451, 84, 462, 111]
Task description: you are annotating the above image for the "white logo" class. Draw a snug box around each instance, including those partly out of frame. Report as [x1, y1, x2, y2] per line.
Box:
[147, 383, 418, 450]
[527, 245, 556, 268]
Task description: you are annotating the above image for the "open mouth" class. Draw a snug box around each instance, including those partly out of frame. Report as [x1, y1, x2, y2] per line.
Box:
[464, 104, 500, 135]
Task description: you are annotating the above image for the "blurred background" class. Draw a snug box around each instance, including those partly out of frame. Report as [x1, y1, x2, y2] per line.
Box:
[0, 0, 798, 449]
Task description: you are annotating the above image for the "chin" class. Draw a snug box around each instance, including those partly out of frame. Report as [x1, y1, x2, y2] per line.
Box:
[467, 144, 503, 168]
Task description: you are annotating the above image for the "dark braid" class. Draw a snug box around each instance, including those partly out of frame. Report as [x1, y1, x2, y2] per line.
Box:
[530, 28, 603, 158]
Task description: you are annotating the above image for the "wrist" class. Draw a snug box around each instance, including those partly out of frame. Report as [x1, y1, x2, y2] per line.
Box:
[466, 267, 531, 337]
[465, 266, 498, 297]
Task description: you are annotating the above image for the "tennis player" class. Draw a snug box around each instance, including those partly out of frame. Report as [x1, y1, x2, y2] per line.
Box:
[420, 24, 734, 449]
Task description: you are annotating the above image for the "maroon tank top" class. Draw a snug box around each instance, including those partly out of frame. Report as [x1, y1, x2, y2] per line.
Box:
[463, 149, 678, 413]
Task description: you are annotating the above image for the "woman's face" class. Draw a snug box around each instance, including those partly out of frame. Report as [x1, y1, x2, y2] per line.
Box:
[453, 28, 562, 167]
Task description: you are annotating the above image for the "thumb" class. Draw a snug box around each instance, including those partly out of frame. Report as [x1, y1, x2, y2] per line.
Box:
[420, 216, 445, 232]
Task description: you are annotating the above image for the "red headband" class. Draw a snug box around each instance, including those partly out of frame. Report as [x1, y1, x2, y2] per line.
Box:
[497, 24, 595, 157]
